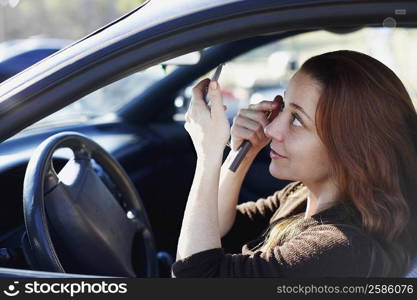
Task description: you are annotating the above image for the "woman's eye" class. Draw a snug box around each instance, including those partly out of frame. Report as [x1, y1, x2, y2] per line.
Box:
[290, 113, 303, 127]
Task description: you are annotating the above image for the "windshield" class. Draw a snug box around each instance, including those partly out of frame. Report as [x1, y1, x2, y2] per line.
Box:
[24, 65, 171, 131]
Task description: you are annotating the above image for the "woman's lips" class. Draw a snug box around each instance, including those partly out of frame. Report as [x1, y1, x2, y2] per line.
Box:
[270, 149, 287, 159]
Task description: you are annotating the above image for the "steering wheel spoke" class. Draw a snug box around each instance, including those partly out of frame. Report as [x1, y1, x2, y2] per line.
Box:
[23, 132, 158, 277]
[44, 161, 59, 194]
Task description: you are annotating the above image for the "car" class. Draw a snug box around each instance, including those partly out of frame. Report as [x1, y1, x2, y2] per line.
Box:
[0, 38, 71, 83]
[0, 0, 416, 278]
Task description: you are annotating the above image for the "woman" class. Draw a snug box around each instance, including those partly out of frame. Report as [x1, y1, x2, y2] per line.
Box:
[172, 50, 417, 277]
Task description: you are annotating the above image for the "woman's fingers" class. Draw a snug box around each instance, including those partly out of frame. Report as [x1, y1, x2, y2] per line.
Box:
[268, 95, 283, 121]
[238, 99, 280, 126]
[207, 81, 224, 115]
[230, 126, 263, 150]
[192, 78, 210, 100]
[191, 78, 210, 105]
[248, 100, 278, 111]
[233, 114, 263, 133]
[229, 100, 280, 151]
[189, 79, 227, 115]
[232, 120, 265, 142]
[186, 78, 212, 123]
[238, 109, 269, 127]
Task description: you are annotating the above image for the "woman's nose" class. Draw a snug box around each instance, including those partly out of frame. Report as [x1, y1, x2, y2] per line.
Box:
[264, 112, 285, 142]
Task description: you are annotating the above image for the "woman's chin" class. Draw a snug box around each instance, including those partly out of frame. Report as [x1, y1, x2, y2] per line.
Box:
[269, 162, 287, 180]
[269, 161, 298, 182]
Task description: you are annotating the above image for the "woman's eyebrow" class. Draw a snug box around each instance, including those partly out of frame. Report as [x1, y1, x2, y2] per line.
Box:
[290, 103, 313, 122]
[283, 91, 313, 122]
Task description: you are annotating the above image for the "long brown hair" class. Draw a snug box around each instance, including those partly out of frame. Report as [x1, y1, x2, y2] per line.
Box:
[261, 50, 417, 276]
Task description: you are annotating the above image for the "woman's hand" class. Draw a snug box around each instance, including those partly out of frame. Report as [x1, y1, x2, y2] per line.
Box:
[230, 96, 282, 157]
[184, 78, 230, 160]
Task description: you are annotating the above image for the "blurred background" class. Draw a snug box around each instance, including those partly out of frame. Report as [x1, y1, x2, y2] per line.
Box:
[0, 0, 416, 127]
[214, 27, 417, 111]
[0, 0, 146, 41]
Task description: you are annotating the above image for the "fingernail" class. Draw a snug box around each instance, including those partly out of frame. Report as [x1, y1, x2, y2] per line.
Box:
[210, 81, 218, 90]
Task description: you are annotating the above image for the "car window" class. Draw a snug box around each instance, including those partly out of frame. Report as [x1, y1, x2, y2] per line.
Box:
[25, 65, 174, 131]
[174, 27, 417, 122]
[26, 27, 417, 131]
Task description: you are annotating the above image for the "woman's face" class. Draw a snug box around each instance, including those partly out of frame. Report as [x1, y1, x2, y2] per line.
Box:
[264, 71, 332, 185]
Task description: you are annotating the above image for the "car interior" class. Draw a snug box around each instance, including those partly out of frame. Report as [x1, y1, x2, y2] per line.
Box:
[0, 21, 417, 278]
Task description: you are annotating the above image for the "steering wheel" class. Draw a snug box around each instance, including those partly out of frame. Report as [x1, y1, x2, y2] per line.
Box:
[22, 132, 158, 277]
